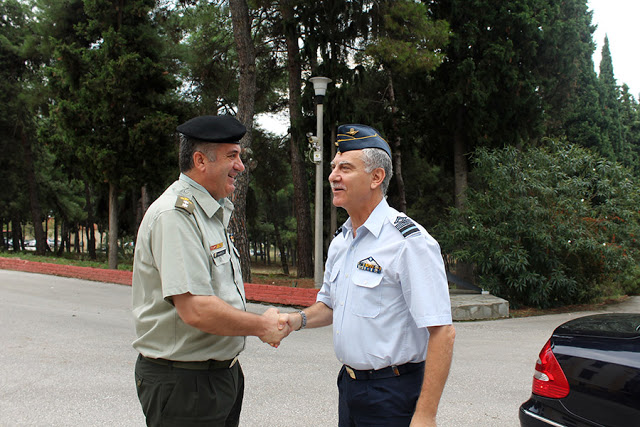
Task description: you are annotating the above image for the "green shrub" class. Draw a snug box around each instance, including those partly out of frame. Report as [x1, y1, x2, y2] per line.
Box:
[437, 141, 640, 308]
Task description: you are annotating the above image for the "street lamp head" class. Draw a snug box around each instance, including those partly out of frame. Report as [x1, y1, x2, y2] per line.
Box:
[310, 76, 332, 96]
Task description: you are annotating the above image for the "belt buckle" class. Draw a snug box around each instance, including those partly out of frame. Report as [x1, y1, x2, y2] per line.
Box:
[345, 366, 356, 380]
[229, 356, 238, 368]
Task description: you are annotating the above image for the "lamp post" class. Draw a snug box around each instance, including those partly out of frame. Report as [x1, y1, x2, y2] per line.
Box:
[310, 76, 331, 288]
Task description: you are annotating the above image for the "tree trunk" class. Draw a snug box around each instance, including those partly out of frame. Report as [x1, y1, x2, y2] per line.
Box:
[453, 105, 468, 210]
[281, 0, 314, 278]
[387, 72, 407, 213]
[74, 224, 81, 253]
[108, 182, 119, 270]
[229, 0, 257, 283]
[57, 220, 67, 256]
[54, 217, 59, 252]
[19, 125, 47, 254]
[273, 220, 289, 275]
[11, 217, 21, 252]
[139, 184, 151, 228]
[85, 181, 97, 260]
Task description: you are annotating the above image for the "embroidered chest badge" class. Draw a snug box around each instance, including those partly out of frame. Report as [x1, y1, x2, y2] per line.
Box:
[357, 256, 382, 274]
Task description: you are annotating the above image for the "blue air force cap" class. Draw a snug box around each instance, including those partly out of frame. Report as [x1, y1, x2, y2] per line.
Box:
[335, 124, 391, 157]
[177, 115, 246, 143]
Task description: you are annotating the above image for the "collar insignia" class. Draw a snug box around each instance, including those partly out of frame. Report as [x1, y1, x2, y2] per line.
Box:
[357, 256, 382, 274]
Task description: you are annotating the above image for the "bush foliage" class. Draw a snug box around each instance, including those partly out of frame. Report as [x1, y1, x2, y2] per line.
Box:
[437, 141, 640, 308]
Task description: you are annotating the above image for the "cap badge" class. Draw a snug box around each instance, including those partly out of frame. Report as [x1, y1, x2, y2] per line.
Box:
[346, 128, 359, 136]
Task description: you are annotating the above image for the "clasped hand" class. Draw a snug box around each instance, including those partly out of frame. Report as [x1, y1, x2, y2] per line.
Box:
[259, 308, 292, 348]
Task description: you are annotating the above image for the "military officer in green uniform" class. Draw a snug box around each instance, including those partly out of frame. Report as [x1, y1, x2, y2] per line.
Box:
[132, 115, 290, 427]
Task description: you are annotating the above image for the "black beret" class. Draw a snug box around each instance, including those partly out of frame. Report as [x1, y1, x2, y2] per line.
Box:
[336, 124, 391, 157]
[177, 115, 246, 143]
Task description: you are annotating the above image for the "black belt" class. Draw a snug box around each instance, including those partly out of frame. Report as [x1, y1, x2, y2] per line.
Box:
[344, 361, 425, 380]
[141, 355, 238, 371]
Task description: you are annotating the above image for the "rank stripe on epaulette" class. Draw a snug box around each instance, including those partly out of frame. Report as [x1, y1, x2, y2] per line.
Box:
[175, 196, 195, 214]
[394, 216, 421, 238]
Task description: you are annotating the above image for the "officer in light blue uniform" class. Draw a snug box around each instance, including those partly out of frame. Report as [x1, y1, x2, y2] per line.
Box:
[286, 124, 455, 426]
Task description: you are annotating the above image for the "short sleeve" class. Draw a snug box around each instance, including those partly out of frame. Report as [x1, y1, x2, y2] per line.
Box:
[150, 210, 213, 300]
[399, 234, 452, 328]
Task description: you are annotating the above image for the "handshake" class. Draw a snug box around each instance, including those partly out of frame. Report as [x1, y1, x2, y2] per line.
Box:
[258, 308, 301, 348]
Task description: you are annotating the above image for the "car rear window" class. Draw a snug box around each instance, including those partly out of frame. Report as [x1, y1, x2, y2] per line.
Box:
[555, 313, 640, 338]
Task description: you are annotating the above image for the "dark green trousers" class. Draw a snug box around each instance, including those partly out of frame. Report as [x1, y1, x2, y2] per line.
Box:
[135, 354, 244, 427]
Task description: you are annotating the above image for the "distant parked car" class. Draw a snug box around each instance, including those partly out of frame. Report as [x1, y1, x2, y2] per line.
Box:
[519, 313, 640, 427]
[24, 239, 37, 251]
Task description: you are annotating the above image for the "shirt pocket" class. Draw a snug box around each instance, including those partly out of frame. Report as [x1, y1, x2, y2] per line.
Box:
[212, 251, 231, 266]
[210, 247, 232, 287]
[328, 267, 340, 304]
[349, 269, 383, 318]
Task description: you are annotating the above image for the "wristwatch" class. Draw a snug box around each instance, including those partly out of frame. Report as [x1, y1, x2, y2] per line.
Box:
[297, 310, 307, 330]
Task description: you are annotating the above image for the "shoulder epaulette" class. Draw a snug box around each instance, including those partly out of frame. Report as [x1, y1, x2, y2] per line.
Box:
[393, 216, 421, 238]
[175, 196, 195, 214]
[333, 226, 343, 237]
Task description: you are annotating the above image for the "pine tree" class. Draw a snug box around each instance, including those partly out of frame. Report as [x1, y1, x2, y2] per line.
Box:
[619, 84, 640, 172]
[48, 0, 177, 268]
[597, 35, 628, 165]
[0, 0, 32, 250]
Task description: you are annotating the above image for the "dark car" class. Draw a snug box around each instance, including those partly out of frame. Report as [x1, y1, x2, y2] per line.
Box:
[519, 313, 640, 427]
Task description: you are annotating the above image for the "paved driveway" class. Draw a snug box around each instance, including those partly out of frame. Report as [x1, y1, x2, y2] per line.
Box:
[1, 269, 637, 426]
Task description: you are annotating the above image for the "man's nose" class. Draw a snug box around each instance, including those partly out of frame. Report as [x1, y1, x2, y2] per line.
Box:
[236, 157, 245, 172]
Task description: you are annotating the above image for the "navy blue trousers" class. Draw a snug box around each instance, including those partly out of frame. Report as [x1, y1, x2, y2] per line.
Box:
[337, 364, 425, 427]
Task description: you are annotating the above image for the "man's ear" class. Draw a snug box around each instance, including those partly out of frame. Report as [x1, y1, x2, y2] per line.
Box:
[192, 150, 207, 171]
[370, 167, 385, 190]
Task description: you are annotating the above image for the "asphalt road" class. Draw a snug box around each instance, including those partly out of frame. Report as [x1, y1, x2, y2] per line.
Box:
[1, 269, 638, 426]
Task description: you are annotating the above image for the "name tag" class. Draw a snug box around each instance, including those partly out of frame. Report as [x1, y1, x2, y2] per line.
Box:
[213, 249, 227, 258]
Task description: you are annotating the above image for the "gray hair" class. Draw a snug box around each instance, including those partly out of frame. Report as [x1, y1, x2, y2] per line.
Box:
[361, 148, 393, 195]
[179, 134, 217, 172]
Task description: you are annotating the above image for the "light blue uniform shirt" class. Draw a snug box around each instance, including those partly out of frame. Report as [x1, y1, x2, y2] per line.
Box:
[317, 198, 452, 370]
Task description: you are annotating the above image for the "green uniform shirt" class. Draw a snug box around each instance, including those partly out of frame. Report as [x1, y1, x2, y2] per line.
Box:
[132, 174, 246, 361]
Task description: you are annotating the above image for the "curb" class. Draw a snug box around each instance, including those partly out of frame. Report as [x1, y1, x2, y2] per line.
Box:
[0, 257, 318, 307]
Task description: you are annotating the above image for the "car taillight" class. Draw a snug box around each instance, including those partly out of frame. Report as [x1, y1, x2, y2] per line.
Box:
[532, 339, 570, 398]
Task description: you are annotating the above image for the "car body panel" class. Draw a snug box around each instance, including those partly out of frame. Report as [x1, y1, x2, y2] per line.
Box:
[520, 313, 640, 427]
